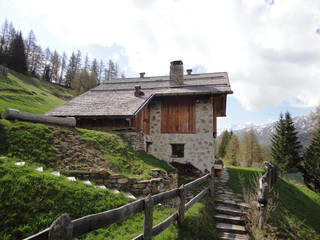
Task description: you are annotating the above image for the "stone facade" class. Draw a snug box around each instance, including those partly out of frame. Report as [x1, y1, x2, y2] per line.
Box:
[142, 98, 215, 172]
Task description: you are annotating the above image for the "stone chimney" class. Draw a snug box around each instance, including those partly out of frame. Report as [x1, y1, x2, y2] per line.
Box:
[134, 85, 141, 97]
[139, 72, 145, 78]
[170, 60, 184, 86]
[187, 69, 192, 75]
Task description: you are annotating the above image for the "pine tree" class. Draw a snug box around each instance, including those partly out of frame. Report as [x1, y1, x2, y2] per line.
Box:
[271, 112, 301, 173]
[8, 31, 27, 73]
[301, 128, 320, 192]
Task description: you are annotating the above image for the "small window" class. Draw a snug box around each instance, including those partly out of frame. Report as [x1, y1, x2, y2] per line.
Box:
[171, 144, 184, 158]
[146, 142, 152, 152]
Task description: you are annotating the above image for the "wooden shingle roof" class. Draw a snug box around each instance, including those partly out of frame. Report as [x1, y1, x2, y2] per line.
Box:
[47, 72, 232, 117]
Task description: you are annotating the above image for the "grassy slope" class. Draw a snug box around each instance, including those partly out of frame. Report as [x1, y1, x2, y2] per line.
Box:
[0, 71, 72, 115]
[0, 119, 173, 178]
[0, 159, 129, 240]
[227, 166, 320, 239]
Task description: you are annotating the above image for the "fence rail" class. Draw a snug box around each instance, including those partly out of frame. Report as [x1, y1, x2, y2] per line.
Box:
[258, 161, 278, 229]
[25, 168, 216, 240]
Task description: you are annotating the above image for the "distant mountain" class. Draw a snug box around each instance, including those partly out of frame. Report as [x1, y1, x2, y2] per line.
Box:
[232, 111, 315, 147]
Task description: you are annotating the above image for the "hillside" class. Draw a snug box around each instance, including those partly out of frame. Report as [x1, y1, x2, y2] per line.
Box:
[0, 71, 73, 116]
[227, 166, 320, 239]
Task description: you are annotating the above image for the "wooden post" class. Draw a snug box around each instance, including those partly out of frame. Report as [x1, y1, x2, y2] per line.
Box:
[178, 184, 185, 224]
[143, 194, 154, 240]
[209, 166, 215, 197]
[258, 179, 269, 229]
[48, 213, 73, 240]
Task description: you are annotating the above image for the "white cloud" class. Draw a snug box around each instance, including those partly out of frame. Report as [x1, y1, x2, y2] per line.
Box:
[12, 0, 320, 110]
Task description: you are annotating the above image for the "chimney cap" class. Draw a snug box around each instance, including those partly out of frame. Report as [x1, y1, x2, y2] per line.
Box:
[170, 60, 183, 66]
[139, 72, 145, 78]
[187, 69, 192, 75]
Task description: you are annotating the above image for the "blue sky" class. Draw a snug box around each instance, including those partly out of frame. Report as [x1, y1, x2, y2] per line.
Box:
[1, 0, 319, 131]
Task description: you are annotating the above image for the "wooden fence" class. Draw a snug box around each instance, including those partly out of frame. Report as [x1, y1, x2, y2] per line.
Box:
[258, 161, 278, 229]
[24, 168, 216, 240]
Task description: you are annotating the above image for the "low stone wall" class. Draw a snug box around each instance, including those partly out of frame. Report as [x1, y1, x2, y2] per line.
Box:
[67, 168, 178, 197]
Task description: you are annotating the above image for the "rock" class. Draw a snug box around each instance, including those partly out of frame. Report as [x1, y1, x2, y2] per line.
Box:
[67, 176, 76, 181]
[124, 192, 136, 199]
[51, 171, 60, 176]
[111, 189, 120, 194]
[83, 180, 91, 185]
[15, 162, 25, 166]
[118, 178, 128, 184]
[35, 166, 43, 172]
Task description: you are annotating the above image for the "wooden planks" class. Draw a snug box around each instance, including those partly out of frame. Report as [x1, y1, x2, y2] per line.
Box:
[161, 97, 196, 134]
[135, 105, 150, 134]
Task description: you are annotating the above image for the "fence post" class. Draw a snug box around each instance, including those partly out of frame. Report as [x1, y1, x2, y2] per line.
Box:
[209, 166, 215, 197]
[143, 194, 154, 240]
[178, 184, 186, 224]
[258, 177, 269, 229]
[48, 213, 73, 240]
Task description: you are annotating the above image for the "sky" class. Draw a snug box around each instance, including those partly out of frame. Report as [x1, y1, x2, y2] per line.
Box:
[0, 0, 319, 132]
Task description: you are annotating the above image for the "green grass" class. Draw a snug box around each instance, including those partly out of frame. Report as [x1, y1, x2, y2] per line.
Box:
[0, 119, 173, 178]
[0, 158, 216, 240]
[0, 159, 130, 240]
[77, 128, 173, 178]
[227, 166, 320, 239]
[0, 71, 73, 115]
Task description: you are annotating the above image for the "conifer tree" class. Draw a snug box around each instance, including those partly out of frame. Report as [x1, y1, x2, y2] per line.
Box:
[217, 130, 232, 158]
[301, 128, 320, 192]
[8, 31, 27, 73]
[271, 112, 301, 173]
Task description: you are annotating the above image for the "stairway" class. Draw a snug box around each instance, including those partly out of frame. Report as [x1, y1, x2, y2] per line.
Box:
[215, 168, 249, 240]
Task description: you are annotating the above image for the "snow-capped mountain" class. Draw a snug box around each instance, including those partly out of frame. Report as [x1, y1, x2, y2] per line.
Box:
[231, 111, 315, 146]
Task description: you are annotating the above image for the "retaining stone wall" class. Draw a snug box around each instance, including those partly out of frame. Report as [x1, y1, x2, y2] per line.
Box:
[67, 168, 178, 197]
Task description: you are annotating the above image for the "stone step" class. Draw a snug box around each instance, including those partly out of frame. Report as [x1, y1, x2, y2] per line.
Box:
[216, 205, 244, 216]
[216, 199, 250, 210]
[214, 214, 245, 225]
[216, 223, 247, 234]
[218, 232, 248, 240]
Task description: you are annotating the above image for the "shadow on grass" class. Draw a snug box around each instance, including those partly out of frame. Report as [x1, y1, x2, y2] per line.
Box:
[137, 150, 174, 174]
[272, 179, 320, 234]
[176, 196, 217, 240]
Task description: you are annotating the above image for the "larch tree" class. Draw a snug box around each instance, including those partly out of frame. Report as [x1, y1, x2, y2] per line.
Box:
[59, 52, 67, 85]
[224, 134, 240, 166]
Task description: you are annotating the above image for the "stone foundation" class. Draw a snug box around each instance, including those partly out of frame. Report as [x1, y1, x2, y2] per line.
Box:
[67, 168, 178, 197]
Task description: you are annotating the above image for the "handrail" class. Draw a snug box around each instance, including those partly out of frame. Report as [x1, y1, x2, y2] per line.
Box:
[24, 170, 216, 240]
[258, 161, 277, 229]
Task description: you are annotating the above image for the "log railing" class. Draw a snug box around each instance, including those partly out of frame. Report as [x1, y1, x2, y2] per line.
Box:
[24, 168, 215, 240]
[258, 161, 278, 229]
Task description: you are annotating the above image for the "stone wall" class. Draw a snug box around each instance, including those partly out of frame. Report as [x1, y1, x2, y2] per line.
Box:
[67, 168, 178, 197]
[144, 98, 215, 172]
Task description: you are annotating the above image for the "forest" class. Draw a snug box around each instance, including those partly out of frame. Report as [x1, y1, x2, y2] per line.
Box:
[0, 19, 123, 95]
[216, 109, 320, 192]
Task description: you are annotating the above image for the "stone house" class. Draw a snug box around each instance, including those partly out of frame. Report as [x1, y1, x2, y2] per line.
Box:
[47, 60, 232, 172]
